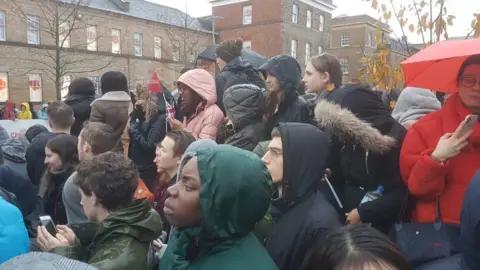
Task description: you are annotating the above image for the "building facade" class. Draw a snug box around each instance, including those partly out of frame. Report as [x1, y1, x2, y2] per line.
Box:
[0, 0, 212, 103]
[210, 0, 336, 68]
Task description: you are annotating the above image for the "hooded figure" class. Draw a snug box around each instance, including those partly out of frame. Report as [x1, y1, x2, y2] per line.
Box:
[223, 84, 268, 151]
[158, 145, 278, 270]
[176, 69, 224, 140]
[0, 196, 29, 264]
[460, 171, 480, 270]
[1, 100, 16, 120]
[315, 84, 407, 233]
[65, 78, 97, 136]
[264, 123, 341, 270]
[259, 55, 309, 136]
[17, 102, 32, 120]
[1, 252, 99, 270]
[36, 103, 49, 120]
[392, 87, 441, 129]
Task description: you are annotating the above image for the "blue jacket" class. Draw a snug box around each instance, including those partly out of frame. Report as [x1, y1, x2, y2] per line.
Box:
[36, 104, 49, 120]
[0, 196, 29, 264]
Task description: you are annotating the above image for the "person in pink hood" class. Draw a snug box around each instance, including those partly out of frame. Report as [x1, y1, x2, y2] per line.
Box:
[168, 69, 224, 140]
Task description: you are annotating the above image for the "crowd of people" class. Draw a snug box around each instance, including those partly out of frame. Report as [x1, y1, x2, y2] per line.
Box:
[0, 38, 479, 270]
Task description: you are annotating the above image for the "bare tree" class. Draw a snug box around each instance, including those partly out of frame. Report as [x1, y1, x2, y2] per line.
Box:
[3, 0, 117, 100]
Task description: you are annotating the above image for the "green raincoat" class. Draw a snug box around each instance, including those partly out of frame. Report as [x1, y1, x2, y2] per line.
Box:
[52, 199, 162, 270]
[158, 145, 278, 270]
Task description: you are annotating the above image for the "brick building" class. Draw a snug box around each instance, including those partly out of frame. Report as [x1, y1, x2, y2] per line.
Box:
[329, 14, 419, 83]
[0, 0, 212, 103]
[210, 0, 336, 68]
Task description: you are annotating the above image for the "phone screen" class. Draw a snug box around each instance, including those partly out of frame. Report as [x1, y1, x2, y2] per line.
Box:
[39, 215, 57, 236]
[460, 115, 479, 135]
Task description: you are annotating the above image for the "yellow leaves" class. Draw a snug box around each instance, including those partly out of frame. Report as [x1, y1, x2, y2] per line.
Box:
[381, 4, 387, 12]
[398, 8, 405, 18]
[447, 15, 455, 26]
[472, 14, 480, 38]
[372, 0, 378, 9]
[409, 24, 415, 33]
[383, 11, 392, 22]
[400, 18, 407, 27]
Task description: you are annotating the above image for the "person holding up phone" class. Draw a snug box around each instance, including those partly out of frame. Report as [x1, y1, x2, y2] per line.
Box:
[400, 54, 480, 224]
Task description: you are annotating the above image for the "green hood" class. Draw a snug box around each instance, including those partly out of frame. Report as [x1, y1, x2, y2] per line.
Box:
[170, 145, 272, 269]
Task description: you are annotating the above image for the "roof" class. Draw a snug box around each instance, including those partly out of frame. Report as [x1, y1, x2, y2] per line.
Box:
[331, 14, 390, 31]
[64, 0, 207, 32]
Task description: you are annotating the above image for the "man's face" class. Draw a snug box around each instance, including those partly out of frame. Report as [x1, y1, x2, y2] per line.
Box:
[164, 157, 202, 228]
[262, 136, 284, 184]
[216, 57, 226, 71]
[77, 131, 91, 162]
[154, 136, 179, 173]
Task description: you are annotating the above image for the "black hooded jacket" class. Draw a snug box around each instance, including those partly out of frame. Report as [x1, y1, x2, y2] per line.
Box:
[315, 84, 407, 232]
[223, 84, 268, 151]
[259, 55, 309, 136]
[265, 123, 341, 270]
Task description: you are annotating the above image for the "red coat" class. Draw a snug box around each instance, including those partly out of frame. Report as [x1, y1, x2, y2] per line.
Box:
[400, 94, 480, 224]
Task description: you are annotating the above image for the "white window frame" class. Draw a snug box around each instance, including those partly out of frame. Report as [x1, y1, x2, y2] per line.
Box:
[341, 33, 350, 47]
[60, 75, 72, 100]
[306, 10, 312, 28]
[0, 10, 6, 41]
[154, 37, 162, 59]
[0, 72, 9, 102]
[243, 5, 252, 25]
[318, 45, 323, 54]
[340, 58, 349, 74]
[59, 21, 70, 48]
[88, 76, 101, 96]
[291, 39, 297, 58]
[173, 47, 180, 62]
[28, 73, 42, 102]
[134, 32, 143, 57]
[27, 15, 40, 45]
[111, 29, 121, 54]
[292, 4, 298, 24]
[305, 42, 311, 64]
[319, 15, 325, 32]
[87, 25, 97, 51]
[243, 40, 252, 50]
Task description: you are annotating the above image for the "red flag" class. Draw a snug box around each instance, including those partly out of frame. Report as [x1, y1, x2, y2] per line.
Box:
[148, 72, 163, 93]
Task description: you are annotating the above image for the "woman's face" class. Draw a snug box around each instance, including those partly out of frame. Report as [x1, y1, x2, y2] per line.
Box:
[45, 147, 63, 172]
[303, 62, 329, 93]
[266, 74, 281, 93]
[458, 64, 480, 112]
[154, 136, 179, 173]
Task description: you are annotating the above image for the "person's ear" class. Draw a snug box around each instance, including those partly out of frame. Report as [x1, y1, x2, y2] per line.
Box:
[91, 192, 99, 206]
[84, 143, 92, 154]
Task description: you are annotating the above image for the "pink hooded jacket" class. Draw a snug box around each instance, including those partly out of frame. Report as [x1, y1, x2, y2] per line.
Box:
[177, 69, 224, 140]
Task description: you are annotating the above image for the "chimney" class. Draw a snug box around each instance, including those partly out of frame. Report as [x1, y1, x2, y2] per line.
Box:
[111, 0, 130, 12]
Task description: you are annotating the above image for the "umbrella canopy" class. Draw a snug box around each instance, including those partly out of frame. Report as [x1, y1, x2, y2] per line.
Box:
[197, 44, 268, 69]
[401, 39, 480, 93]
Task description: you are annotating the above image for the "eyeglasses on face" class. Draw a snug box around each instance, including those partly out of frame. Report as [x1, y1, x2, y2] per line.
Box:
[460, 76, 480, 88]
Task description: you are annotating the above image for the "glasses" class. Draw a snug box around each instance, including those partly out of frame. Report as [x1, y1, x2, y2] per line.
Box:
[460, 77, 480, 88]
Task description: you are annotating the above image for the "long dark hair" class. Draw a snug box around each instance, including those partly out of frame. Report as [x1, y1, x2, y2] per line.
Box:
[306, 225, 411, 270]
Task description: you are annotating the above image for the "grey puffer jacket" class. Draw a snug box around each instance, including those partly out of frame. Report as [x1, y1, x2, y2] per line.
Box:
[224, 84, 269, 151]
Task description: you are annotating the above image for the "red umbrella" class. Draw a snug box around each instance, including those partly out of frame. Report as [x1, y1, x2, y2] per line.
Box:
[401, 39, 480, 93]
[148, 71, 163, 93]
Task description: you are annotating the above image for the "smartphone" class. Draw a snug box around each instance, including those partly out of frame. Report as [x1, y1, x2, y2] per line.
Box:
[39, 215, 58, 236]
[458, 115, 479, 137]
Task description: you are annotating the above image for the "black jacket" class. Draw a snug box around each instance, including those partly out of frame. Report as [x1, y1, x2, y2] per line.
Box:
[265, 123, 341, 270]
[26, 132, 61, 187]
[259, 55, 309, 136]
[0, 165, 36, 216]
[43, 168, 75, 225]
[223, 84, 268, 151]
[315, 84, 407, 232]
[215, 57, 266, 114]
[129, 112, 166, 190]
[65, 95, 96, 137]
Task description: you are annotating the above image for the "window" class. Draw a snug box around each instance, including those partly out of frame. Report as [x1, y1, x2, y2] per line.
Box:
[173, 47, 180, 62]
[0, 72, 8, 101]
[153, 37, 162, 59]
[292, 4, 298, 23]
[319, 15, 325, 32]
[29, 74, 42, 102]
[340, 58, 349, 74]
[59, 22, 70, 48]
[341, 33, 350, 47]
[134, 32, 143, 56]
[0, 10, 5, 41]
[60, 75, 71, 101]
[111, 29, 121, 54]
[319, 45, 323, 54]
[305, 42, 311, 63]
[87, 25, 97, 51]
[27, 15, 39, 45]
[243, 5, 252, 25]
[88, 76, 101, 96]
[243, 40, 252, 50]
[306, 10, 312, 28]
[291, 39, 297, 58]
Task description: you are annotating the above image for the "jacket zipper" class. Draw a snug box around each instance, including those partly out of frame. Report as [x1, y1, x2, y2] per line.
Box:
[365, 150, 370, 175]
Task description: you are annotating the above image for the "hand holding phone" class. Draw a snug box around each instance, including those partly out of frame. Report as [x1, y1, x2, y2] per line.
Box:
[455, 114, 478, 138]
[39, 215, 58, 236]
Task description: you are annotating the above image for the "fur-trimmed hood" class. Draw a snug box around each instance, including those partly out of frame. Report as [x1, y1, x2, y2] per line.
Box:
[315, 100, 397, 154]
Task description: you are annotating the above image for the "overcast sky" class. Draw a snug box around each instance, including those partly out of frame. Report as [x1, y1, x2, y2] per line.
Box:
[154, 0, 479, 43]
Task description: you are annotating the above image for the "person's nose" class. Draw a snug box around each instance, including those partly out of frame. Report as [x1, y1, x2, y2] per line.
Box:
[166, 183, 178, 198]
[261, 154, 269, 165]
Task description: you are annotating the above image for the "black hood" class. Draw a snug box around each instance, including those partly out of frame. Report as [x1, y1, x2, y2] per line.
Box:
[272, 123, 329, 211]
[223, 84, 265, 130]
[461, 173, 480, 269]
[223, 56, 254, 73]
[259, 55, 301, 106]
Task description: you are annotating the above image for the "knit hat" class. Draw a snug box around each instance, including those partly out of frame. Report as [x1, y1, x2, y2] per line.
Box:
[216, 38, 243, 63]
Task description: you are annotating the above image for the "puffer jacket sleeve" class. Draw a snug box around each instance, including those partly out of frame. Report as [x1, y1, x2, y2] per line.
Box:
[130, 117, 166, 151]
[400, 125, 447, 199]
[197, 108, 224, 140]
